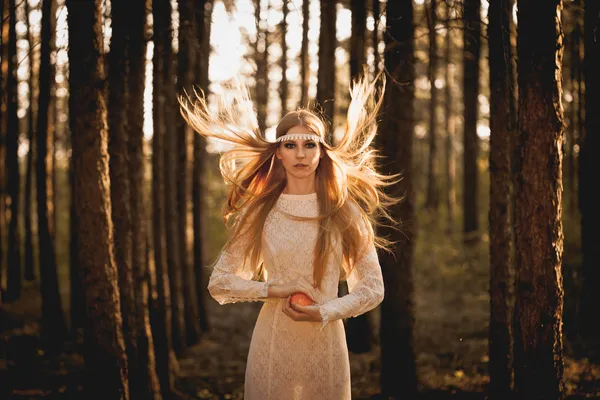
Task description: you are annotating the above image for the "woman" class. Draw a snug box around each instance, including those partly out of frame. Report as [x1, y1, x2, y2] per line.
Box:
[180, 73, 399, 399]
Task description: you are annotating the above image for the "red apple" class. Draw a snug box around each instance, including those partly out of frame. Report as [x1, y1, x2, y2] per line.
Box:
[291, 292, 314, 306]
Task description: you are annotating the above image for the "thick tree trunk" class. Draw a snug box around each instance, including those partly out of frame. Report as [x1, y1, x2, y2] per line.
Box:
[107, 0, 139, 396]
[254, 0, 268, 132]
[194, 0, 212, 334]
[38, 0, 67, 350]
[316, 0, 336, 127]
[579, 0, 600, 361]
[513, 1, 565, 398]
[378, 0, 418, 397]
[5, 0, 21, 302]
[152, 0, 177, 396]
[161, 0, 186, 356]
[128, 0, 162, 396]
[178, 0, 202, 347]
[462, 0, 481, 238]
[67, 0, 129, 397]
[488, 0, 516, 397]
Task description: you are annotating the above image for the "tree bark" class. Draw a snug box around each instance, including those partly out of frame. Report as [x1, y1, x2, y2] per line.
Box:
[299, 0, 309, 108]
[67, 0, 129, 397]
[378, 0, 418, 397]
[425, 0, 439, 211]
[280, 0, 288, 118]
[152, 0, 177, 395]
[128, 0, 162, 396]
[579, 0, 600, 361]
[488, 0, 516, 397]
[5, 0, 21, 302]
[194, 0, 212, 334]
[513, 1, 565, 398]
[444, 0, 456, 229]
[316, 0, 336, 127]
[107, 0, 139, 396]
[39, 0, 67, 350]
[462, 0, 481, 238]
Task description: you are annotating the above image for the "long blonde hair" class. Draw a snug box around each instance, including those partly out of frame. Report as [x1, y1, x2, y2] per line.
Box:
[179, 73, 400, 289]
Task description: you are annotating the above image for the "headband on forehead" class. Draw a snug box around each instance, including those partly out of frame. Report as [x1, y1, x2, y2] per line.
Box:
[275, 133, 324, 143]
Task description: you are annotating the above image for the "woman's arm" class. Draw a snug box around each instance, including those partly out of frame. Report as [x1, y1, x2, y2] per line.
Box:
[312, 240, 384, 332]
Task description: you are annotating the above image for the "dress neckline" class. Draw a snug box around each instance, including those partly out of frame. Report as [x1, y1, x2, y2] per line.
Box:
[279, 192, 318, 201]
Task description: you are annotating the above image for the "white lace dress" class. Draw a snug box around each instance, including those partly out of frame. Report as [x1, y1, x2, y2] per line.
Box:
[207, 192, 385, 400]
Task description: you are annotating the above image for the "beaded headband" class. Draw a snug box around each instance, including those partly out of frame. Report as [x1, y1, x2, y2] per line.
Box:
[275, 133, 324, 143]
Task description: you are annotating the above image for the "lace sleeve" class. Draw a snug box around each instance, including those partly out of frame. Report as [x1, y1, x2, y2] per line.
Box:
[207, 215, 277, 305]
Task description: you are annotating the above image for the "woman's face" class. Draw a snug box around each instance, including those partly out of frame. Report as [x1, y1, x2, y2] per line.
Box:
[275, 125, 323, 180]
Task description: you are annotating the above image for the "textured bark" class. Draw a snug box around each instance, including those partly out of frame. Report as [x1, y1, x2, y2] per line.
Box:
[316, 0, 336, 126]
[579, 0, 600, 360]
[194, 0, 212, 334]
[513, 1, 565, 398]
[462, 0, 481, 237]
[346, 0, 373, 355]
[299, 0, 309, 108]
[38, 0, 67, 350]
[178, 0, 202, 347]
[5, 0, 21, 302]
[425, 0, 439, 211]
[254, 0, 268, 132]
[443, 0, 456, 228]
[160, 0, 186, 356]
[0, 0, 6, 301]
[378, 0, 418, 397]
[152, 0, 177, 396]
[128, 0, 162, 397]
[24, 0, 36, 282]
[67, 0, 129, 397]
[280, 0, 288, 118]
[107, 0, 138, 396]
[488, 0, 516, 397]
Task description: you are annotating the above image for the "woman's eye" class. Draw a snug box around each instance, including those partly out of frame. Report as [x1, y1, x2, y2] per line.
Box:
[284, 143, 295, 149]
[306, 142, 316, 148]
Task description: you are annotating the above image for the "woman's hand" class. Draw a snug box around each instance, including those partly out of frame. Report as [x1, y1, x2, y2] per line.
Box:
[282, 295, 323, 323]
[269, 277, 318, 302]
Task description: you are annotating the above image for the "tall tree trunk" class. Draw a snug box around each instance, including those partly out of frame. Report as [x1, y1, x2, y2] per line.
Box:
[462, 0, 481, 238]
[5, 0, 21, 302]
[425, 0, 439, 211]
[128, 0, 162, 396]
[579, 0, 600, 361]
[194, 0, 212, 334]
[280, 0, 288, 118]
[67, 0, 129, 397]
[254, 0, 268, 132]
[346, 0, 373, 355]
[38, 0, 67, 350]
[316, 0, 336, 128]
[350, 0, 365, 80]
[108, 0, 139, 396]
[299, 0, 309, 108]
[177, 0, 201, 347]
[488, 0, 516, 397]
[513, 1, 565, 398]
[24, 0, 37, 282]
[444, 0, 455, 229]
[161, 0, 186, 356]
[379, 0, 418, 397]
[0, 0, 5, 302]
[152, 0, 177, 395]
[566, 26, 579, 212]
[372, 0, 379, 78]
[47, 0, 56, 242]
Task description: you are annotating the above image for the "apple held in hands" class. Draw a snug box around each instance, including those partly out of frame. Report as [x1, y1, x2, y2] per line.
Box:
[291, 292, 315, 306]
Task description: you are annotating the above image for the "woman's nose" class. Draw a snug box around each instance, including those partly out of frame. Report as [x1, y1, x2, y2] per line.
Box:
[296, 148, 306, 158]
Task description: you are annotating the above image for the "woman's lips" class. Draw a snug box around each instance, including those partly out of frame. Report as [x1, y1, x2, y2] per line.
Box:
[294, 164, 307, 168]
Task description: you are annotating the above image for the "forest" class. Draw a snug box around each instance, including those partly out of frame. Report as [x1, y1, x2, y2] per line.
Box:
[0, 0, 599, 399]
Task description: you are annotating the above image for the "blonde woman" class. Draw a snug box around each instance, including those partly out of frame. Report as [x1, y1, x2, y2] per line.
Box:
[180, 73, 399, 399]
